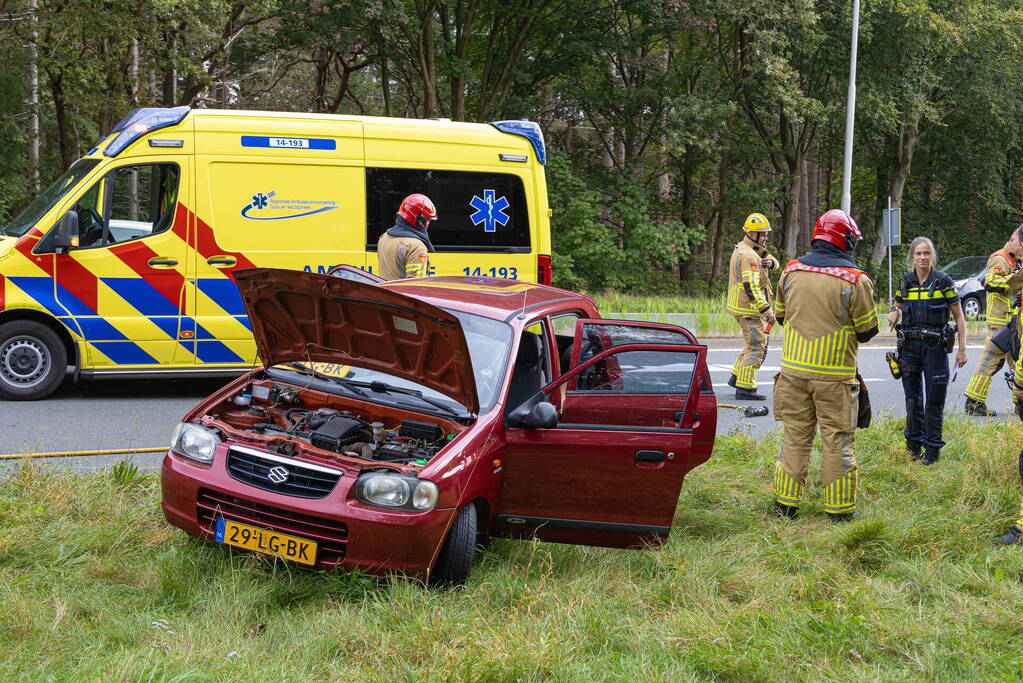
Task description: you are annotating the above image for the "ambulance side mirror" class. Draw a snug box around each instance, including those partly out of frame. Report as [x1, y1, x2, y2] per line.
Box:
[53, 211, 79, 254]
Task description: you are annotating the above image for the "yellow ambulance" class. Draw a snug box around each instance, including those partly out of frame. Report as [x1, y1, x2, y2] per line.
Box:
[0, 107, 552, 399]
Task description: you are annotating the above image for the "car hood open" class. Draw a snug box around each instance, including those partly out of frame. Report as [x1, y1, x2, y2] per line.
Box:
[235, 268, 479, 414]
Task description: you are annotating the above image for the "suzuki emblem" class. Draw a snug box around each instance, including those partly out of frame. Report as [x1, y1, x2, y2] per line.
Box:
[267, 466, 290, 484]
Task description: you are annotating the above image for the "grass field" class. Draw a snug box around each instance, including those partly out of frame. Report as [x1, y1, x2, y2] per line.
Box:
[2, 417, 1023, 680]
[589, 292, 990, 337]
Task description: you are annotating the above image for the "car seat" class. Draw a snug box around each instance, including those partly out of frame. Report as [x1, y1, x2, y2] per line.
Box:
[505, 333, 545, 413]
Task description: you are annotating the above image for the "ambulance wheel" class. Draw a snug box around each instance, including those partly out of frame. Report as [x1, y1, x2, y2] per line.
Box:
[430, 502, 477, 587]
[0, 321, 67, 400]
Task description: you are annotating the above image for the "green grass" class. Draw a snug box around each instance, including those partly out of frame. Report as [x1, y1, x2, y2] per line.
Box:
[2, 416, 1023, 680]
[589, 292, 990, 337]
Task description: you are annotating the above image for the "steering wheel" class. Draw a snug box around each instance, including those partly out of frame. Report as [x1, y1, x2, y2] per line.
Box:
[76, 207, 105, 247]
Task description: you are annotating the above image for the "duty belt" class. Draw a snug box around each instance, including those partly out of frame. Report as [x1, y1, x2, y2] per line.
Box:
[900, 327, 945, 342]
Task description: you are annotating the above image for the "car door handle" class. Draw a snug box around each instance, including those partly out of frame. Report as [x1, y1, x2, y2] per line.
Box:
[207, 257, 237, 266]
[635, 450, 665, 464]
[147, 257, 178, 267]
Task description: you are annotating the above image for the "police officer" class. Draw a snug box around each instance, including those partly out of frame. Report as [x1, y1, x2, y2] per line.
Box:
[726, 213, 779, 400]
[771, 210, 878, 521]
[886, 237, 968, 465]
[963, 225, 1023, 416]
[377, 194, 438, 280]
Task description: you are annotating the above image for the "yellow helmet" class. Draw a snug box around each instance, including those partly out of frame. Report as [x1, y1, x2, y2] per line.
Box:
[743, 213, 771, 232]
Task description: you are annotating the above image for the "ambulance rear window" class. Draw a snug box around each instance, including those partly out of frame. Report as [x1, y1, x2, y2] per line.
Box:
[366, 168, 530, 252]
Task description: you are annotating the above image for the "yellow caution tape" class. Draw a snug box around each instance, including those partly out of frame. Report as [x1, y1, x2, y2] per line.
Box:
[0, 447, 166, 460]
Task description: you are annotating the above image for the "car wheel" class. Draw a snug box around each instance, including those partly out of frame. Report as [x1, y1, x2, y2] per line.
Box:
[962, 295, 983, 321]
[0, 321, 68, 400]
[430, 502, 477, 587]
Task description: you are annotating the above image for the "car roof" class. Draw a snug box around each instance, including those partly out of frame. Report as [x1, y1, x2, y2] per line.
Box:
[382, 276, 597, 322]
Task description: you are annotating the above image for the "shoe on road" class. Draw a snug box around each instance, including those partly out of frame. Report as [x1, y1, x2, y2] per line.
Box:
[735, 387, 766, 401]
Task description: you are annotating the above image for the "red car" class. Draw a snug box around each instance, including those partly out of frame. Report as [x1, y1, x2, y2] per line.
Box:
[160, 268, 717, 584]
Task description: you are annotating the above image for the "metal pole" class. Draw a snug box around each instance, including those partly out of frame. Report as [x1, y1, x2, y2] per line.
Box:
[887, 196, 893, 303]
[840, 0, 861, 213]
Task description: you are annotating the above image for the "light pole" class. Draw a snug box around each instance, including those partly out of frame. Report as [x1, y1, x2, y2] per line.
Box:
[841, 0, 861, 213]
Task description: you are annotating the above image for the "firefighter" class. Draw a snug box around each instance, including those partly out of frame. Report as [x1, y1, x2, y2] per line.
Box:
[963, 225, 1023, 416]
[726, 212, 779, 400]
[771, 210, 878, 521]
[886, 236, 968, 465]
[997, 353, 1023, 545]
[377, 193, 438, 280]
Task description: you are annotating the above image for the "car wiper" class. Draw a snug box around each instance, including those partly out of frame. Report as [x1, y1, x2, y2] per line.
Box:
[279, 364, 370, 398]
[355, 379, 462, 418]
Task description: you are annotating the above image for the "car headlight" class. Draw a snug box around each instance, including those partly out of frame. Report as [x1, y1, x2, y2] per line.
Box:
[355, 472, 439, 511]
[170, 422, 220, 464]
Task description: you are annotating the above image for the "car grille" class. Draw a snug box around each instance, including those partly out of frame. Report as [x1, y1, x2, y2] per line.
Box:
[226, 446, 342, 498]
[197, 489, 349, 566]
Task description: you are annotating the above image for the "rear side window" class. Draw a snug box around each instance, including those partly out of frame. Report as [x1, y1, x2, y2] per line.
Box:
[366, 168, 530, 252]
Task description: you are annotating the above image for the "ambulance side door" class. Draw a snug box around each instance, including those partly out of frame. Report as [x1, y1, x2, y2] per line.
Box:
[52, 159, 190, 368]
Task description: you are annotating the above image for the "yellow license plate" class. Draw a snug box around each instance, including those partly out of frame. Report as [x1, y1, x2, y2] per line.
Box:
[214, 518, 317, 566]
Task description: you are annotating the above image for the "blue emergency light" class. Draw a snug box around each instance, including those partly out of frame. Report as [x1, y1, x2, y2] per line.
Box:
[104, 106, 190, 157]
[489, 120, 546, 165]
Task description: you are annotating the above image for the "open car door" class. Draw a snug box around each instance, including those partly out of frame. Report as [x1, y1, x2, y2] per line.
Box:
[494, 319, 714, 548]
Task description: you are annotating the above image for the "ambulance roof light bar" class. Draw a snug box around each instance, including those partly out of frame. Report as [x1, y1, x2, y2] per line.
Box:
[104, 106, 190, 157]
[489, 120, 546, 165]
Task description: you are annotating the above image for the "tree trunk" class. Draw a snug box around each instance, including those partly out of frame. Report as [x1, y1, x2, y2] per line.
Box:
[416, 1, 438, 117]
[47, 71, 72, 169]
[27, 0, 39, 191]
[163, 32, 178, 105]
[870, 109, 922, 273]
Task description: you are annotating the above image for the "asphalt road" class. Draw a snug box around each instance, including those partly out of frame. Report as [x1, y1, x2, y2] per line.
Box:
[0, 337, 1012, 471]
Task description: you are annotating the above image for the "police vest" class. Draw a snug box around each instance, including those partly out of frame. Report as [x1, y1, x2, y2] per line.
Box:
[897, 270, 956, 331]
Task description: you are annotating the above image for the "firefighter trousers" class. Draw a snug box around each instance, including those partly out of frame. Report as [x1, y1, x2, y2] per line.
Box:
[773, 371, 859, 515]
[731, 315, 768, 389]
[900, 338, 949, 449]
[964, 325, 1010, 402]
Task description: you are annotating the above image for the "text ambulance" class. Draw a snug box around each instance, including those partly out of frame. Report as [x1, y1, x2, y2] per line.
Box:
[0, 107, 552, 399]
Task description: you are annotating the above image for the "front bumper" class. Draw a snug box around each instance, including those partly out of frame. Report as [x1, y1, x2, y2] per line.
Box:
[160, 446, 454, 579]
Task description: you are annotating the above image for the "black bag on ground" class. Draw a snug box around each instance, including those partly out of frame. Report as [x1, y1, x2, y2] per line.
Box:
[856, 373, 871, 429]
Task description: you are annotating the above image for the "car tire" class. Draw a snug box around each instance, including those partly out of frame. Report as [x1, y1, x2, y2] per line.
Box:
[0, 320, 68, 400]
[430, 502, 477, 587]
[962, 295, 983, 322]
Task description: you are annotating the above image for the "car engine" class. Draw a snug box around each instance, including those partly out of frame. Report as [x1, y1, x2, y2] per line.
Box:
[215, 395, 449, 465]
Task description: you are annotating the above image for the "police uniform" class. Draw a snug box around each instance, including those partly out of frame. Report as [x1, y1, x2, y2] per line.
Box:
[772, 231, 877, 519]
[964, 243, 1023, 412]
[893, 269, 958, 460]
[727, 236, 777, 391]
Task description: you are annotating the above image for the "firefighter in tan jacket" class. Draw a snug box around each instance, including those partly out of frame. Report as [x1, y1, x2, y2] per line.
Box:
[727, 213, 779, 400]
[772, 210, 878, 521]
[963, 226, 1023, 416]
[377, 194, 438, 280]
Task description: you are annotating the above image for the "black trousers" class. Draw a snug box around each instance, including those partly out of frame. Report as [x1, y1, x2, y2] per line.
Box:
[900, 337, 949, 449]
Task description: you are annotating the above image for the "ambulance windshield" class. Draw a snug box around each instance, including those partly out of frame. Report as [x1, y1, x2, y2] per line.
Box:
[1, 159, 99, 237]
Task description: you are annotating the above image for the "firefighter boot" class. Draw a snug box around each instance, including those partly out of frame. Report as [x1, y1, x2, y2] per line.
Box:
[735, 387, 766, 401]
[773, 502, 798, 519]
[906, 440, 922, 461]
[965, 397, 997, 417]
[996, 525, 1022, 545]
[922, 446, 940, 466]
[828, 510, 859, 523]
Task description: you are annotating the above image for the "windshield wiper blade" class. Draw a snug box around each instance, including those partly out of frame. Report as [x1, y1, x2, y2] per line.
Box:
[361, 380, 462, 417]
[279, 364, 370, 397]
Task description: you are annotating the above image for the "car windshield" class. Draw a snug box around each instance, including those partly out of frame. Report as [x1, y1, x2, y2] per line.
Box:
[943, 257, 986, 279]
[0, 159, 100, 237]
[269, 308, 512, 415]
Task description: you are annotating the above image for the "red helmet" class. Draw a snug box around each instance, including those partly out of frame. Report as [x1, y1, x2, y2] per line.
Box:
[811, 209, 861, 252]
[397, 194, 438, 229]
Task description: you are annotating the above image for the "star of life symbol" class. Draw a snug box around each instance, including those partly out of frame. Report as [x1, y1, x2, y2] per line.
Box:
[469, 189, 510, 233]
[252, 191, 272, 209]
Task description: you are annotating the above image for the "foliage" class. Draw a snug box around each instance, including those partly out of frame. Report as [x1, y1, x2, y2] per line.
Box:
[1, 417, 1023, 678]
[0, 0, 1022, 291]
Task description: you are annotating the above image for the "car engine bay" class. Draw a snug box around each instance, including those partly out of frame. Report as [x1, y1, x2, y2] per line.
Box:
[204, 380, 457, 467]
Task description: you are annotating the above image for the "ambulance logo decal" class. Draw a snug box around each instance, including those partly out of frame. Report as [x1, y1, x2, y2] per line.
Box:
[241, 190, 339, 220]
[469, 189, 510, 233]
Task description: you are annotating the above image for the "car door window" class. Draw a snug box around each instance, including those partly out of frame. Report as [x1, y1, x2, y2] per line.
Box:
[73, 163, 180, 249]
[551, 313, 581, 374]
[575, 349, 698, 395]
[505, 322, 552, 415]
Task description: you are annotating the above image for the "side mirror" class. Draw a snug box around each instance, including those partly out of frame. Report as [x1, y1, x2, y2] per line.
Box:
[507, 400, 558, 430]
[53, 211, 79, 254]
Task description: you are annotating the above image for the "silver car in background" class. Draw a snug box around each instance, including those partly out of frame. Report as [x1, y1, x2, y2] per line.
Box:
[941, 256, 987, 321]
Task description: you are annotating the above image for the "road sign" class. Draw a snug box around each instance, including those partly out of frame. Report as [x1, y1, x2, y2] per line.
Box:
[883, 207, 901, 247]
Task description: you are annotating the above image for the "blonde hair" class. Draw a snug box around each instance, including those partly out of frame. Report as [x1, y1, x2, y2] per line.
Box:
[905, 236, 938, 271]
